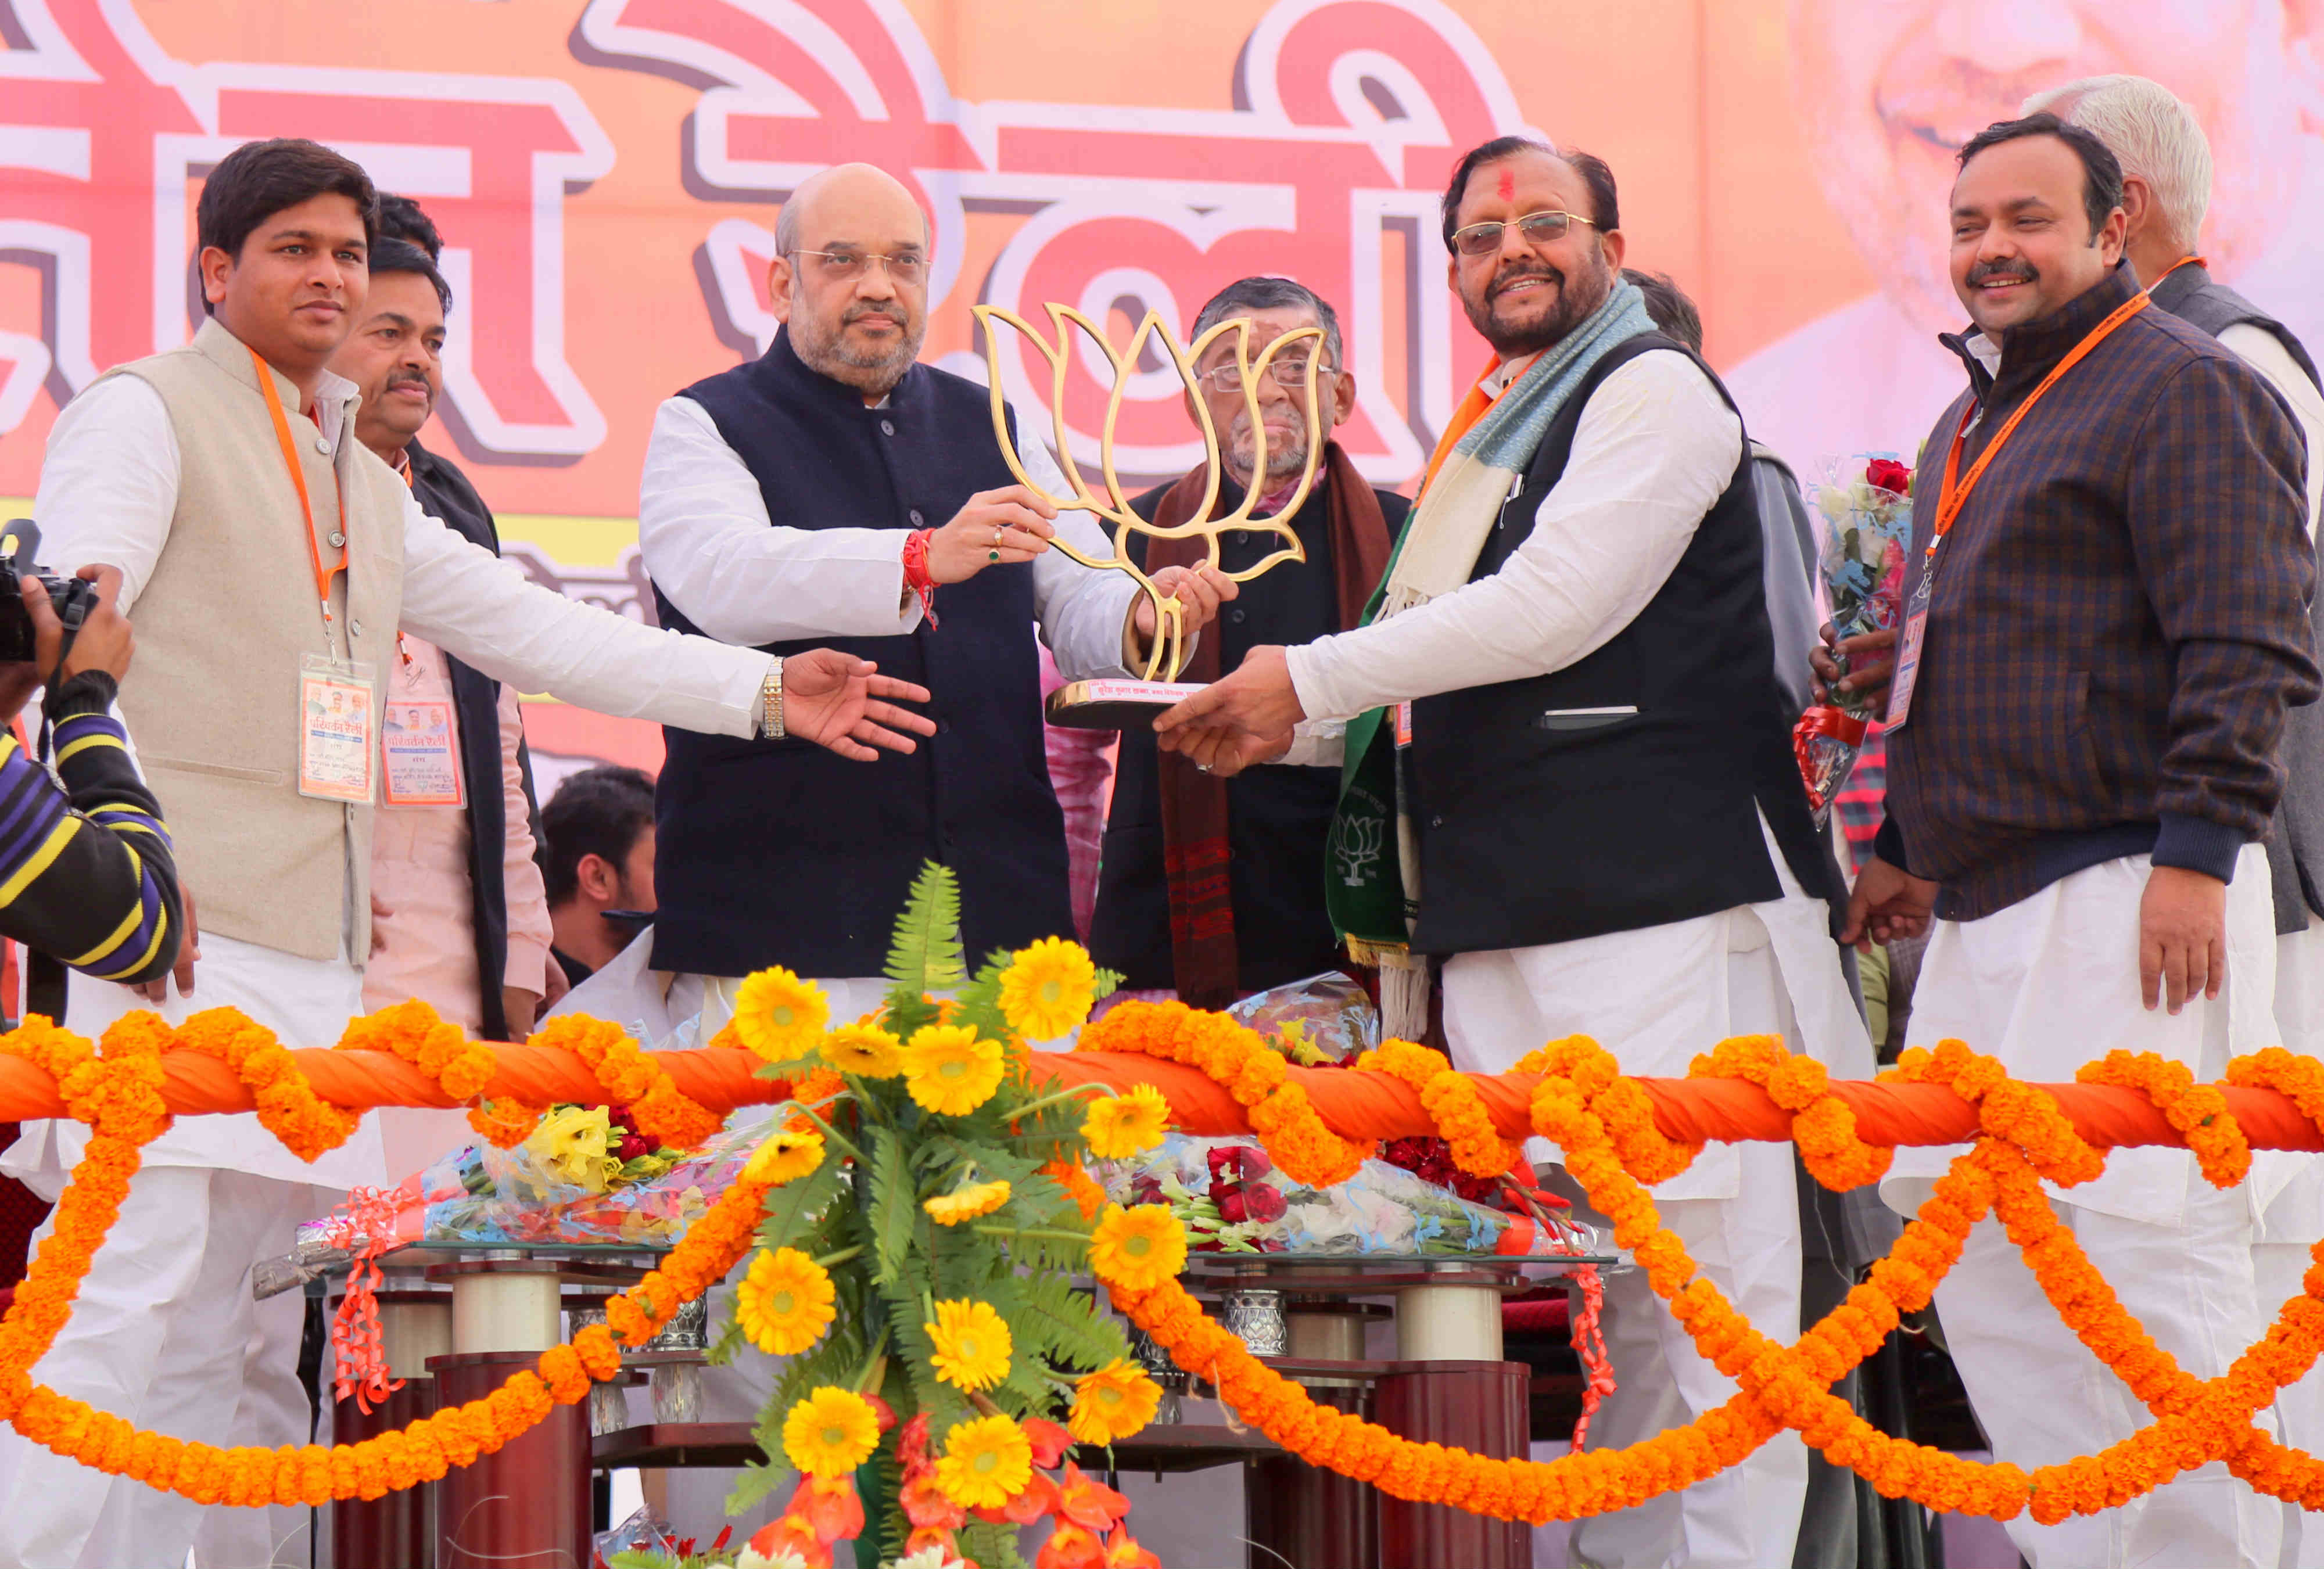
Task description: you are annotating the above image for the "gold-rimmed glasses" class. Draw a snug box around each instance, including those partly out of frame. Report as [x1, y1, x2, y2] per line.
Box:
[1449, 210, 1597, 257]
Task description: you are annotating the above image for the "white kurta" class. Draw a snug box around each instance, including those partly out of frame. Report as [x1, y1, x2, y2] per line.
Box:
[1885, 845, 2282, 1569]
[14, 368, 772, 1186]
[1271, 343, 1868, 1569]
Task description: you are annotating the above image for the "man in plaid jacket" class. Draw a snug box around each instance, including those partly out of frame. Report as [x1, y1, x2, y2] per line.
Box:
[1845, 113, 2316, 1568]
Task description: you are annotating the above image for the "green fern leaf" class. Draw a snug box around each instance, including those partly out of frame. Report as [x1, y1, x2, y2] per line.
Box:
[884, 861, 967, 996]
[867, 1125, 916, 1285]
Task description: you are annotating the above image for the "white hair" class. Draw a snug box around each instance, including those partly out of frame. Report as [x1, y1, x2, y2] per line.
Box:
[2022, 76, 2212, 252]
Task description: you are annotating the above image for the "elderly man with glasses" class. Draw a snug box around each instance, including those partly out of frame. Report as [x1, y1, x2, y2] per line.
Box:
[1088, 276, 1408, 1009]
[619, 161, 1233, 1036]
[1153, 136, 1868, 1569]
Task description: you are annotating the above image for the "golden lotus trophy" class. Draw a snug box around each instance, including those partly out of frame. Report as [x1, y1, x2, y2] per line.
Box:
[973, 303, 1326, 730]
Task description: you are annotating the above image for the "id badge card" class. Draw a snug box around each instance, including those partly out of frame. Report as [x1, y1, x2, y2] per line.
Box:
[1393, 701, 1413, 748]
[297, 655, 376, 803]
[1884, 568, 1933, 731]
[381, 700, 465, 807]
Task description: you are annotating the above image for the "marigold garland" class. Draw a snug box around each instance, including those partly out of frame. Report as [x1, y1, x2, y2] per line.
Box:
[530, 1014, 722, 1151]
[1077, 1000, 1367, 1185]
[1085, 1030, 2324, 1527]
[0, 1011, 774, 1509]
[336, 1000, 532, 1147]
[1358, 1038, 1521, 1179]
[175, 1008, 362, 1161]
[1690, 1035, 1891, 1191]
[8, 1003, 2324, 1528]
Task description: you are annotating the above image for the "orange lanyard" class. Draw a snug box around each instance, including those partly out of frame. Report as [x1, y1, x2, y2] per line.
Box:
[1930, 289, 2150, 561]
[2146, 253, 2207, 293]
[252, 346, 349, 637]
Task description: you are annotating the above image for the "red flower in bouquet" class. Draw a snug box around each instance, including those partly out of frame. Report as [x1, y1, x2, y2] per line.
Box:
[1204, 1144, 1270, 1186]
[1102, 1526, 1163, 1569]
[747, 1513, 833, 1569]
[785, 1471, 865, 1543]
[973, 1464, 1062, 1525]
[1866, 457, 1911, 496]
[1053, 1462, 1132, 1532]
[1036, 1521, 1107, 1569]
[1022, 1416, 1074, 1469]
[901, 1468, 967, 1529]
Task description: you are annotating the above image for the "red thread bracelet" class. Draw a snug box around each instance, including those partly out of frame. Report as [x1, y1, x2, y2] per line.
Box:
[901, 527, 939, 628]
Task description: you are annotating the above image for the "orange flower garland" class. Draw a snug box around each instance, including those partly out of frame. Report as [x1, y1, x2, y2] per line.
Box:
[174, 1007, 363, 1161]
[1690, 1035, 1890, 1191]
[336, 1000, 532, 1147]
[1093, 1026, 2324, 1528]
[3, 999, 2324, 1529]
[1357, 1039, 1520, 1179]
[0, 1010, 793, 1510]
[1077, 1000, 1366, 1184]
[529, 1015, 723, 1151]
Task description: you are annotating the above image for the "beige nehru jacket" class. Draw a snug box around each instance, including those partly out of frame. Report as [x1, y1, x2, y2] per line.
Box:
[105, 319, 410, 961]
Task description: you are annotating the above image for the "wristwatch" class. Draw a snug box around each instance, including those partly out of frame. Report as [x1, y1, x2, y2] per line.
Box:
[759, 656, 786, 741]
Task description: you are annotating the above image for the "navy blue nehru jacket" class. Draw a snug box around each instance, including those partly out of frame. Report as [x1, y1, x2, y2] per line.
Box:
[649, 327, 1074, 978]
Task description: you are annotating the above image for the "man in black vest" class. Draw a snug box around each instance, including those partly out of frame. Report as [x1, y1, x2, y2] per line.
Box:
[1158, 138, 1867, 1569]
[629, 162, 1230, 1029]
[1090, 276, 1407, 1008]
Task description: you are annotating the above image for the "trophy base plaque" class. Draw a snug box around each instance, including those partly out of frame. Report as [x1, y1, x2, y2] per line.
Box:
[1045, 678, 1206, 731]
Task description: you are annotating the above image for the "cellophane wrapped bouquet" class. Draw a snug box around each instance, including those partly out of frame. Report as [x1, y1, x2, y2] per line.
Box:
[1095, 1133, 1580, 1257]
[412, 1108, 761, 1247]
[1795, 455, 1913, 821]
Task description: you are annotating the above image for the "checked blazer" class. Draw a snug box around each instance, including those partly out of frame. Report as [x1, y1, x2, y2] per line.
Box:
[1881, 264, 2319, 921]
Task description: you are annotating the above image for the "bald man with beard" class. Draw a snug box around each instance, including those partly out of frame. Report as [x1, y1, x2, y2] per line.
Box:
[619, 162, 1232, 1030]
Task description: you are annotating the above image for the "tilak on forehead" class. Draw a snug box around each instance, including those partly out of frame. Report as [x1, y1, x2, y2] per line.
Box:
[1495, 166, 1515, 200]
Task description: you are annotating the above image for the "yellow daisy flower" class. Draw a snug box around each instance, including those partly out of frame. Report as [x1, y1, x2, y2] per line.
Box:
[743, 1126, 826, 1188]
[933, 1414, 1032, 1510]
[996, 936, 1099, 1041]
[820, 1020, 903, 1079]
[734, 1247, 836, 1355]
[781, 1385, 881, 1477]
[1079, 1083, 1171, 1159]
[1068, 1358, 1163, 1445]
[924, 1177, 1012, 1226]
[730, 967, 830, 1062]
[1086, 1204, 1187, 1291]
[899, 1025, 1006, 1115]
[924, 1298, 1013, 1391]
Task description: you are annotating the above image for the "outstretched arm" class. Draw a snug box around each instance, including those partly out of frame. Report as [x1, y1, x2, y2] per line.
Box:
[400, 500, 933, 757]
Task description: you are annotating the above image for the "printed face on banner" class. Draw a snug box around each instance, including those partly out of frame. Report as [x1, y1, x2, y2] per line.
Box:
[1785, 0, 2316, 338]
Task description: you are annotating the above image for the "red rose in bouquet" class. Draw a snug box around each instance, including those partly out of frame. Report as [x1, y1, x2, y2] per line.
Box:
[1865, 457, 1911, 496]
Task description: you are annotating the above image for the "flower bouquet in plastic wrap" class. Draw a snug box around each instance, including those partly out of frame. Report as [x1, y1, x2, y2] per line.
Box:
[1794, 454, 1913, 822]
[1095, 1132, 1591, 1258]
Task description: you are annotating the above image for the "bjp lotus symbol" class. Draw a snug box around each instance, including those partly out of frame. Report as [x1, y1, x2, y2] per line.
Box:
[973, 302, 1326, 728]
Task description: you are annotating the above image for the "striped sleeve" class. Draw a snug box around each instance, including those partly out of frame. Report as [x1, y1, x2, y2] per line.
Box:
[0, 672, 182, 986]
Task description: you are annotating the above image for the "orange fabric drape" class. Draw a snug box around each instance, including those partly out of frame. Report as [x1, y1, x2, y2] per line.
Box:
[0, 1045, 2315, 1153]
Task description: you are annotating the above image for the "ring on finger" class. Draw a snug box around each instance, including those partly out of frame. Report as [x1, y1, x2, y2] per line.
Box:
[992, 525, 1005, 547]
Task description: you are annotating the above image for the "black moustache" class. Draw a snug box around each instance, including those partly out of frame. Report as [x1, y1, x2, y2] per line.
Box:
[1493, 267, 1560, 299]
[387, 379, 429, 393]
[1968, 264, 2037, 284]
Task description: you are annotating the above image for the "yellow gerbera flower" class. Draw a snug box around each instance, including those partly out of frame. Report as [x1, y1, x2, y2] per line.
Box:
[743, 1126, 826, 1188]
[730, 967, 829, 1062]
[996, 936, 1098, 1041]
[1086, 1204, 1187, 1291]
[899, 1025, 1006, 1116]
[1079, 1083, 1171, 1159]
[1068, 1358, 1163, 1445]
[933, 1414, 1032, 1510]
[734, 1247, 836, 1355]
[924, 1177, 1012, 1225]
[780, 1385, 881, 1477]
[820, 1020, 903, 1079]
[925, 1298, 1013, 1391]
